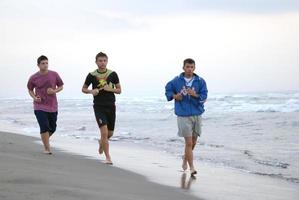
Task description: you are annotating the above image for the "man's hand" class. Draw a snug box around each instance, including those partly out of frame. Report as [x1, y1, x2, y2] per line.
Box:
[91, 89, 99, 96]
[186, 88, 198, 98]
[34, 95, 41, 102]
[47, 88, 56, 95]
[173, 93, 183, 101]
[103, 85, 112, 92]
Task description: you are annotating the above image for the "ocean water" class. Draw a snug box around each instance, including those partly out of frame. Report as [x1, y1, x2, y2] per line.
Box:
[0, 92, 299, 184]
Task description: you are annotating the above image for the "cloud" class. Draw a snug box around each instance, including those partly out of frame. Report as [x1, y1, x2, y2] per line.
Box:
[76, 0, 299, 15]
[0, 0, 299, 97]
[1, 0, 299, 20]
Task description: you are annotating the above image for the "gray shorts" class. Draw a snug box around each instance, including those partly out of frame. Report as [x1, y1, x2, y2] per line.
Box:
[177, 116, 202, 137]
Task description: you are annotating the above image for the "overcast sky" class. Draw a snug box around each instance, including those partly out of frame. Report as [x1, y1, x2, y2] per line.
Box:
[1, 0, 298, 98]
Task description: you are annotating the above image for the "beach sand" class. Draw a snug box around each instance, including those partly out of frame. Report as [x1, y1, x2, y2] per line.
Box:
[0, 131, 200, 200]
[50, 134, 299, 200]
[1, 131, 298, 200]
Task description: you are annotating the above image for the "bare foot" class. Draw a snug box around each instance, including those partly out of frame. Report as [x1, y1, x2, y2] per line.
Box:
[182, 155, 187, 171]
[43, 150, 52, 155]
[98, 139, 103, 155]
[105, 159, 113, 165]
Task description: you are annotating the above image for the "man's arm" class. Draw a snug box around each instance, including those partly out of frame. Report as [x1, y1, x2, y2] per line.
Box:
[28, 89, 41, 102]
[103, 83, 121, 94]
[102, 72, 121, 94]
[81, 73, 99, 96]
[165, 79, 182, 101]
[198, 79, 208, 103]
[82, 84, 99, 96]
[186, 79, 207, 102]
[47, 86, 63, 95]
[186, 88, 199, 98]
[56, 86, 63, 93]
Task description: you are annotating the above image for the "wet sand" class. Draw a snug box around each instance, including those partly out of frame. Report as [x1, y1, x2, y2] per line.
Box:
[51, 134, 299, 200]
[1, 131, 298, 200]
[0, 131, 200, 200]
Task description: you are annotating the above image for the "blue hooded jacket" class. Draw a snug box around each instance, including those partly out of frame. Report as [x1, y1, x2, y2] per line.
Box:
[165, 73, 208, 116]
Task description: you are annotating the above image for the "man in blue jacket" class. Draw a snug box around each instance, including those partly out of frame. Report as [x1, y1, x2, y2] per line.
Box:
[165, 58, 208, 176]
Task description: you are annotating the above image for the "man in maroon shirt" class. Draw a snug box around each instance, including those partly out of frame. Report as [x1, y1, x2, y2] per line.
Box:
[27, 55, 64, 154]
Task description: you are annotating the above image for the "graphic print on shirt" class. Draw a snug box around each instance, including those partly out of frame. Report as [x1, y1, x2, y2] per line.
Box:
[92, 69, 115, 90]
[180, 77, 195, 96]
[180, 86, 196, 96]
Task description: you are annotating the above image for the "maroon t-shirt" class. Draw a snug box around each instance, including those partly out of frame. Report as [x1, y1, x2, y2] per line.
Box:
[27, 70, 63, 112]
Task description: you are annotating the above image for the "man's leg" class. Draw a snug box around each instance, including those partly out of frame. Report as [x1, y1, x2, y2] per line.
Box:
[184, 137, 195, 172]
[35, 110, 52, 154]
[100, 125, 112, 164]
[100, 105, 115, 161]
[98, 130, 113, 155]
[182, 155, 188, 171]
[98, 139, 103, 154]
[183, 135, 198, 169]
[108, 130, 114, 139]
[178, 116, 190, 171]
[193, 115, 201, 150]
[192, 135, 198, 150]
[48, 112, 57, 138]
[40, 132, 51, 154]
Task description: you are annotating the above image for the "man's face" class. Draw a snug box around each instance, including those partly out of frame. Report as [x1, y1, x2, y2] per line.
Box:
[183, 63, 195, 76]
[38, 60, 48, 71]
[96, 56, 108, 70]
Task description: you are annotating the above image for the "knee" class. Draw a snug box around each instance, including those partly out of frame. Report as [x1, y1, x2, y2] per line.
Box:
[101, 137, 108, 144]
[185, 140, 193, 148]
[100, 126, 108, 136]
[101, 131, 109, 142]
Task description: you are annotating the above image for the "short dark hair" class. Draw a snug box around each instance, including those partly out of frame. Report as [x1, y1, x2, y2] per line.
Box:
[183, 58, 195, 66]
[95, 52, 108, 60]
[37, 55, 48, 64]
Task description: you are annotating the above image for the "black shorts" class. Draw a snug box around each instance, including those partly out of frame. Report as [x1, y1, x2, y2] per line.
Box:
[34, 110, 58, 135]
[93, 105, 116, 131]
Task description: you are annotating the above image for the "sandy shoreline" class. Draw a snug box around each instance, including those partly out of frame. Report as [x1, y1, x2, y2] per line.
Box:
[50, 134, 299, 200]
[0, 131, 200, 200]
[1, 131, 299, 200]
